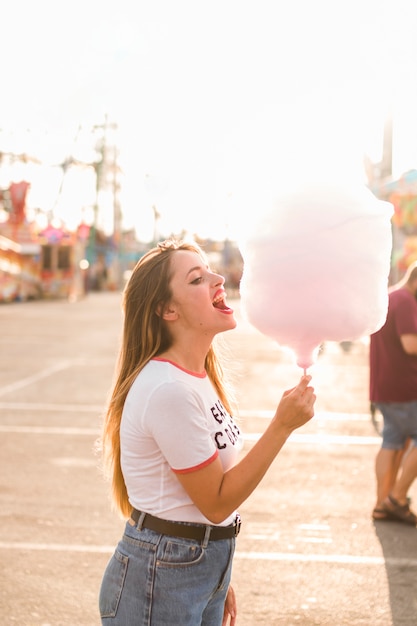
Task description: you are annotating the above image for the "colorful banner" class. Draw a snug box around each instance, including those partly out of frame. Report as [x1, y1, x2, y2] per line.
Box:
[9, 181, 30, 224]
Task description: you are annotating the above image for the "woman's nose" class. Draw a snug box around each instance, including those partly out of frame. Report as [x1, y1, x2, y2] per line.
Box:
[211, 272, 224, 285]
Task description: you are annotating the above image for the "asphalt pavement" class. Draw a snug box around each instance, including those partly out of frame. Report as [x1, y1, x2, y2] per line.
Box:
[1, 292, 416, 626]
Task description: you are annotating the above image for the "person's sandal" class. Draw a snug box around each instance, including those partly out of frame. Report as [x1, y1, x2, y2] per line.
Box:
[382, 495, 417, 526]
[372, 507, 394, 521]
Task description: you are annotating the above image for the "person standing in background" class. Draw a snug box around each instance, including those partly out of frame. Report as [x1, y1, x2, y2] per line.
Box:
[370, 262, 417, 525]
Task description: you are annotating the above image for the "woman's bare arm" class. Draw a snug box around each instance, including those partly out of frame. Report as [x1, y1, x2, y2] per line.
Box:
[176, 375, 315, 523]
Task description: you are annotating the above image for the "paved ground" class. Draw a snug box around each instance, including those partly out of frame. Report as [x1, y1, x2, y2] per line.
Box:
[0, 292, 416, 625]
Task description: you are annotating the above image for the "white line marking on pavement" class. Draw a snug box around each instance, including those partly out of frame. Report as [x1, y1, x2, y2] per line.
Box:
[0, 405, 372, 420]
[0, 542, 113, 553]
[246, 433, 381, 445]
[51, 457, 97, 467]
[0, 425, 99, 435]
[0, 424, 381, 445]
[239, 410, 372, 421]
[297, 523, 330, 530]
[299, 537, 333, 544]
[0, 401, 104, 412]
[235, 552, 417, 566]
[0, 361, 73, 397]
[0, 542, 415, 567]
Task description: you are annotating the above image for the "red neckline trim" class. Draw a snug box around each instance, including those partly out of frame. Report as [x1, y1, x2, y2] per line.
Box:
[152, 357, 207, 378]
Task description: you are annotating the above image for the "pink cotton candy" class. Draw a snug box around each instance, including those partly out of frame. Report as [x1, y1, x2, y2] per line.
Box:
[238, 182, 393, 370]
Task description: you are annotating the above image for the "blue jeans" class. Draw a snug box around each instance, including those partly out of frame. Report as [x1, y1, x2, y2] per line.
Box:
[376, 401, 417, 449]
[99, 520, 235, 625]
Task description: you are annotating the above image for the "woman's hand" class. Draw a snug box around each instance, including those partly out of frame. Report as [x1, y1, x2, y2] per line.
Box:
[273, 375, 315, 435]
[222, 585, 237, 625]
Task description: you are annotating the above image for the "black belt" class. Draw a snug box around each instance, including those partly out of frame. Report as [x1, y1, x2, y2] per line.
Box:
[130, 508, 241, 541]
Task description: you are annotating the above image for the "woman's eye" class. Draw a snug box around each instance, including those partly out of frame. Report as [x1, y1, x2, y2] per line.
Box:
[191, 277, 203, 284]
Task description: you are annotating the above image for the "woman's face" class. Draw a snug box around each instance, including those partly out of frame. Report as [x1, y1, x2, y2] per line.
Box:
[165, 249, 237, 335]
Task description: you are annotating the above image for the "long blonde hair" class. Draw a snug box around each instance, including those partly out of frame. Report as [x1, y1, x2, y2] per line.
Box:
[101, 239, 234, 518]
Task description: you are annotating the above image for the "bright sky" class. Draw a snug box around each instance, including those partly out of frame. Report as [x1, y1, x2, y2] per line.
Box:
[2, 0, 417, 241]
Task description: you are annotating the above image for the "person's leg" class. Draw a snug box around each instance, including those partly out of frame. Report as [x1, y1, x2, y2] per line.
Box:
[375, 448, 403, 507]
[373, 448, 403, 518]
[390, 445, 417, 505]
[372, 403, 407, 520]
[395, 438, 413, 488]
[381, 402, 417, 524]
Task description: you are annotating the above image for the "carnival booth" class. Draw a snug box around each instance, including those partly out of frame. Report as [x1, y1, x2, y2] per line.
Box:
[0, 234, 41, 302]
[38, 224, 76, 298]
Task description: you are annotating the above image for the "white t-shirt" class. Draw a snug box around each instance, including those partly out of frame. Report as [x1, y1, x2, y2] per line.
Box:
[120, 358, 243, 525]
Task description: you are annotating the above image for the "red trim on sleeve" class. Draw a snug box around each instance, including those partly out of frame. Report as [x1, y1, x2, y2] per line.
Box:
[172, 450, 219, 474]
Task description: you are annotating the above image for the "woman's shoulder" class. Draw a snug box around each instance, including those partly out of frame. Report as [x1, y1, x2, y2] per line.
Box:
[130, 359, 206, 396]
[131, 359, 173, 388]
[126, 360, 210, 421]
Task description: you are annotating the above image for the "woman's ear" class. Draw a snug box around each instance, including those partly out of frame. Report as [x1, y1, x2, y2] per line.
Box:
[156, 302, 178, 320]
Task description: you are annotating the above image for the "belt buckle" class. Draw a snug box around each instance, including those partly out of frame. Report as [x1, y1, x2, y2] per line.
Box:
[234, 513, 242, 537]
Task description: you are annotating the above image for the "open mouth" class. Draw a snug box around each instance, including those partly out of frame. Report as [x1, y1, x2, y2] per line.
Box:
[212, 292, 233, 312]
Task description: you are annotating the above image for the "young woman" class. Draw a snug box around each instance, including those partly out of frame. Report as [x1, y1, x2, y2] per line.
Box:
[99, 238, 316, 625]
